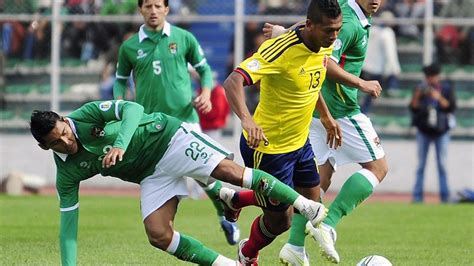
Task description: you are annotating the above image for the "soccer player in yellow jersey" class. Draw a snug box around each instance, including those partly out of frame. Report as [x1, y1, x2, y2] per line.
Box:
[222, 0, 343, 264]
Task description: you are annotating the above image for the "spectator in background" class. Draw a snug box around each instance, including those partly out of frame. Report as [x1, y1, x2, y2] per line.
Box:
[22, 0, 52, 59]
[1, 0, 35, 58]
[361, 10, 401, 113]
[435, 0, 474, 65]
[409, 63, 456, 203]
[394, 0, 425, 39]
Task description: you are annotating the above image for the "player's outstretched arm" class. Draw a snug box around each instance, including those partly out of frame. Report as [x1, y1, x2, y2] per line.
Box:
[327, 59, 382, 98]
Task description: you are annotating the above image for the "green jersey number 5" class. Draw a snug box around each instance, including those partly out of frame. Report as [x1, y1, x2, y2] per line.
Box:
[153, 60, 162, 75]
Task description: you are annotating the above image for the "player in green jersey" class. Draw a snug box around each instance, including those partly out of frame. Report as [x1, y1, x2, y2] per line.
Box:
[112, 0, 239, 245]
[30, 100, 328, 266]
[264, 0, 387, 264]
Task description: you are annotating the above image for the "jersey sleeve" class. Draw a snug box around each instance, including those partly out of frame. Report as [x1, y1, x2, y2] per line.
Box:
[68, 100, 144, 150]
[115, 43, 133, 80]
[185, 32, 214, 89]
[234, 38, 286, 86]
[330, 22, 356, 63]
[55, 166, 81, 266]
[114, 44, 133, 99]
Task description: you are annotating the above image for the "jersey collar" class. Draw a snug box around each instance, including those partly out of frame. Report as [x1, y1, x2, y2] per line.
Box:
[348, 0, 371, 28]
[138, 21, 171, 43]
[53, 117, 78, 162]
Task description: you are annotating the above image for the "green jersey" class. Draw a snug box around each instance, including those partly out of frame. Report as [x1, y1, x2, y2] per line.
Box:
[55, 100, 182, 265]
[114, 22, 214, 123]
[315, 0, 371, 119]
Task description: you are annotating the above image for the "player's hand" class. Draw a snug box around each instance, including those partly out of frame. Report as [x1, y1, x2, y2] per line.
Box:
[194, 88, 212, 114]
[242, 117, 269, 149]
[102, 147, 125, 168]
[262, 23, 287, 39]
[320, 115, 342, 149]
[359, 80, 382, 98]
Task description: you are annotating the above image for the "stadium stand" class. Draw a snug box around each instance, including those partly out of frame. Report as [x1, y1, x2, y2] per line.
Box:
[0, 1, 472, 139]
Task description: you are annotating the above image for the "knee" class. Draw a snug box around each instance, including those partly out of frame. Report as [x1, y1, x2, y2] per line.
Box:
[211, 159, 242, 185]
[375, 161, 389, 181]
[146, 227, 174, 250]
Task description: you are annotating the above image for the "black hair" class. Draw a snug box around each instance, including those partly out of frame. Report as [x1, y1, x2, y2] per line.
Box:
[30, 110, 61, 145]
[138, 0, 168, 7]
[307, 0, 342, 24]
[422, 63, 441, 77]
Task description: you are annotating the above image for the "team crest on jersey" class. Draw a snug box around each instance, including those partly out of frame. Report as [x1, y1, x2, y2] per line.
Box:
[299, 68, 306, 75]
[169, 43, 177, 54]
[323, 55, 329, 68]
[333, 38, 342, 51]
[136, 49, 148, 59]
[99, 101, 112, 111]
[91, 127, 106, 138]
[247, 59, 260, 72]
[373, 137, 381, 148]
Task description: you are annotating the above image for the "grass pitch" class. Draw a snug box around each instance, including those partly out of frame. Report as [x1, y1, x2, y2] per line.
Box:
[1, 195, 473, 265]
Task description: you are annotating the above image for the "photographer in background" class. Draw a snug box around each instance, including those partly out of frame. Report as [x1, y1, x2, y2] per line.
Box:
[409, 63, 456, 203]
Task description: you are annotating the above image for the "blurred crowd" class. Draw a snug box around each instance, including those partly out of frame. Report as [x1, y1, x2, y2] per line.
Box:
[1, 0, 473, 65]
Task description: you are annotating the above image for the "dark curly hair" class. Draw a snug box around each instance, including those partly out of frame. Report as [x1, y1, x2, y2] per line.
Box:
[138, 0, 168, 8]
[30, 110, 61, 145]
[307, 0, 342, 24]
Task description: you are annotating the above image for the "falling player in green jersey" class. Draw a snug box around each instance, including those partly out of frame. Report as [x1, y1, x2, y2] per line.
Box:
[30, 100, 328, 266]
[113, 0, 239, 244]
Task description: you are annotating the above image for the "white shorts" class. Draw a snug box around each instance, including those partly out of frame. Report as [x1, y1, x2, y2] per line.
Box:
[140, 123, 234, 220]
[309, 113, 385, 169]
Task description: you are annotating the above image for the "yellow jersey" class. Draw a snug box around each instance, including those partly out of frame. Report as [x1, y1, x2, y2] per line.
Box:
[236, 28, 333, 154]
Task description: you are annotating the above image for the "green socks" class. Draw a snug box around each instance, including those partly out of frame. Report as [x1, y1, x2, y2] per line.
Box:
[202, 180, 225, 217]
[288, 213, 307, 247]
[244, 168, 300, 205]
[168, 232, 219, 265]
[324, 170, 378, 228]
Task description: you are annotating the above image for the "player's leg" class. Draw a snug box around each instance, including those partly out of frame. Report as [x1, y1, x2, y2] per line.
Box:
[280, 140, 321, 266]
[187, 123, 240, 245]
[309, 117, 335, 195]
[413, 131, 430, 202]
[163, 126, 325, 223]
[215, 137, 324, 265]
[140, 171, 236, 265]
[434, 132, 450, 202]
[323, 114, 387, 228]
[197, 178, 240, 245]
[309, 114, 388, 263]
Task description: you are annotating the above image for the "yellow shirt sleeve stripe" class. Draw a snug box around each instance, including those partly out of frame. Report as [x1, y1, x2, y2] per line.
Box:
[260, 31, 297, 57]
[267, 39, 303, 62]
[261, 32, 298, 59]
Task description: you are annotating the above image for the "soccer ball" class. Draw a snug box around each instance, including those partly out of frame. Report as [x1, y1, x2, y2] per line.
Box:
[356, 255, 392, 266]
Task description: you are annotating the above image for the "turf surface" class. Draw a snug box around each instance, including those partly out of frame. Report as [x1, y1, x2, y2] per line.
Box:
[1, 195, 473, 265]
